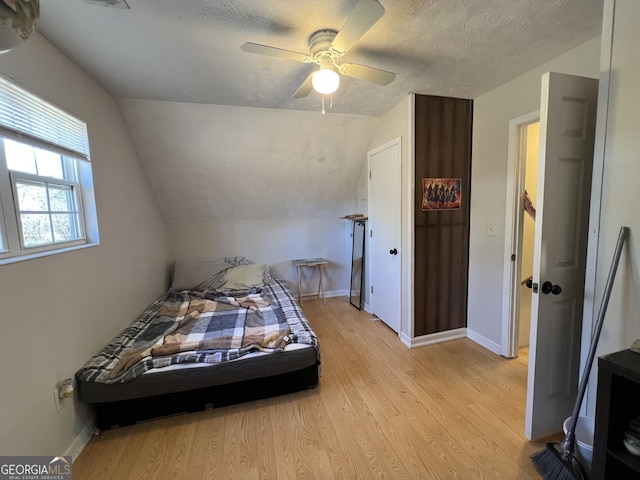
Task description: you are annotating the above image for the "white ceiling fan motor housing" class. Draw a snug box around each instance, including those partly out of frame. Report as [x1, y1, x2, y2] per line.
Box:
[308, 29, 340, 63]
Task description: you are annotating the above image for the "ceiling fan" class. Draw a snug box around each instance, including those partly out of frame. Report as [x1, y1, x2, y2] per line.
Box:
[241, 0, 395, 101]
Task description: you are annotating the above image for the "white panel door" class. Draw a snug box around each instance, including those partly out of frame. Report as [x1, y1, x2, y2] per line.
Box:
[368, 138, 401, 333]
[525, 72, 599, 440]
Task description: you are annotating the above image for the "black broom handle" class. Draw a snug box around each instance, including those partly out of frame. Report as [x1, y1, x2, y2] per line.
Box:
[562, 226, 629, 456]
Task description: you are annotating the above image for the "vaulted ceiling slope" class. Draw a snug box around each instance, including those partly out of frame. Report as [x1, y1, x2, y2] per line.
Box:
[118, 100, 377, 221]
[38, 0, 603, 116]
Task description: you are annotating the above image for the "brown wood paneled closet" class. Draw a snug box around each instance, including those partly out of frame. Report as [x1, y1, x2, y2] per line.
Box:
[414, 94, 473, 336]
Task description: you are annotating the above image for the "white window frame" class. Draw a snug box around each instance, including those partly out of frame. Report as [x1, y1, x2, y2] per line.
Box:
[0, 76, 99, 264]
[10, 170, 86, 250]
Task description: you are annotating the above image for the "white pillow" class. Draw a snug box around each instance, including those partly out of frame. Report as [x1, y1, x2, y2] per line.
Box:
[221, 264, 268, 290]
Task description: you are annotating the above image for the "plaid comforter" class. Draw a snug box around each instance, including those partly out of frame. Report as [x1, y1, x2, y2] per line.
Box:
[76, 279, 319, 384]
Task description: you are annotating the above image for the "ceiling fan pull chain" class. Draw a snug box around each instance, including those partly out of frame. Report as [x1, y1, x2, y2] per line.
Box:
[330, 92, 334, 110]
[321, 94, 326, 115]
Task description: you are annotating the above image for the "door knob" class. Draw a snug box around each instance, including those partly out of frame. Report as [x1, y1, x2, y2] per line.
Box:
[389, 248, 398, 255]
[541, 281, 562, 295]
[525, 277, 533, 289]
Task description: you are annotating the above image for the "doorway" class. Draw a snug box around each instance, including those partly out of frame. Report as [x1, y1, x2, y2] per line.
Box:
[518, 122, 540, 350]
[501, 110, 540, 359]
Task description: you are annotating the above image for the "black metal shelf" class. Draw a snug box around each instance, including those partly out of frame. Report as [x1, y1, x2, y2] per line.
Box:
[607, 445, 640, 474]
[592, 349, 640, 479]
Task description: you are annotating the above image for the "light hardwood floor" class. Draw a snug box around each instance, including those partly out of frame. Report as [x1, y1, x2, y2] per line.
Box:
[73, 297, 553, 479]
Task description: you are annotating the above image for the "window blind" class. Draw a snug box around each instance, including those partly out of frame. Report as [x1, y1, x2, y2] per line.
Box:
[0, 76, 90, 161]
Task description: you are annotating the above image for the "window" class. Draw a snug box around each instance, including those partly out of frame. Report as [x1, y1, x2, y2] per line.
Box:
[8, 139, 84, 248]
[0, 76, 98, 263]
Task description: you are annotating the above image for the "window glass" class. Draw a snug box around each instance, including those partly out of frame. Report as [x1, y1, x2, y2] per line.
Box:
[5, 139, 36, 174]
[51, 214, 77, 242]
[35, 148, 64, 179]
[49, 185, 74, 211]
[16, 181, 48, 211]
[21, 214, 53, 247]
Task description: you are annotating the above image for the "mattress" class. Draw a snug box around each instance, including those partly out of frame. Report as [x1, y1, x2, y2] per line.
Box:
[78, 344, 317, 403]
[76, 277, 320, 408]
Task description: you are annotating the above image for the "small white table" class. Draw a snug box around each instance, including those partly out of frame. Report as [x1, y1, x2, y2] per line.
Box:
[293, 258, 328, 306]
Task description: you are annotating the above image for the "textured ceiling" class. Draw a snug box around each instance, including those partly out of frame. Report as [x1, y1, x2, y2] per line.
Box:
[37, 0, 604, 116]
[31, 0, 604, 224]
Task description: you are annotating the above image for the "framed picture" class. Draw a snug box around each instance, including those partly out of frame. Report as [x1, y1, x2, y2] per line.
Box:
[422, 178, 462, 211]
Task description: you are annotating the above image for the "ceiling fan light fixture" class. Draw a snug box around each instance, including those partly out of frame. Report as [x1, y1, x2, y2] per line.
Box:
[312, 68, 340, 95]
[0, 0, 40, 54]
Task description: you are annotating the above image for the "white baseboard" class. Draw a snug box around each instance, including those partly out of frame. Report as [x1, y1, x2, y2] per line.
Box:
[466, 329, 502, 355]
[300, 289, 348, 300]
[326, 289, 348, 298]
[65, 417, 96, 462]
[399, 331, 412, 347]
[401, 328, 467, 348]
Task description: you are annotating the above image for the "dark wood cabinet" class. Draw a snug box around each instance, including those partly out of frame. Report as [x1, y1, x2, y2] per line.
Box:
[592, 349, 640, 479]
[414, 95, 473, 336]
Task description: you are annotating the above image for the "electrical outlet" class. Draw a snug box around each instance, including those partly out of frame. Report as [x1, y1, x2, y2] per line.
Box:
[53, 389, 69, 413]
[487, 223, 496, 236]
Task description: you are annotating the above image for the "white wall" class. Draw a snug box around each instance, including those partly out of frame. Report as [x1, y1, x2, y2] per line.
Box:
[366, 95, 413, 337]
[0, 33, 169, 456]
[168, 217, 350, 297]
[119, 100, 379, 301]
[467, 37, 601, 346]
[166, 97, 413, 306]
[584, 0, 640, 415]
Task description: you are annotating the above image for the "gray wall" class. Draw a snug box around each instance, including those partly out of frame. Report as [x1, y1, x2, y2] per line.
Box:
[0, 32, 170, 456]
[467, 36, 602, 350]
[584, 0, 640, 415]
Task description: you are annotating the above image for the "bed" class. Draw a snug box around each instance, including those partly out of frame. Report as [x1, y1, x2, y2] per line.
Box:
[75, 257, 321, 430]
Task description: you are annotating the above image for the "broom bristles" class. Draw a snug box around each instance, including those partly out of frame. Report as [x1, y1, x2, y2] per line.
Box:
[530, 443, 584, 480]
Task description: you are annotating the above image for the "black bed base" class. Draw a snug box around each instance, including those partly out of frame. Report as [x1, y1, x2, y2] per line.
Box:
[92, 363, 319, 430]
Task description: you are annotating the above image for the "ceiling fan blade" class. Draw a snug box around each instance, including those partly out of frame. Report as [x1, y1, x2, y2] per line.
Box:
[330, 0, 385, 55]
[339, 63, 395, 86]
[293, 73, 315, 98]
[241, 42, 310, 63]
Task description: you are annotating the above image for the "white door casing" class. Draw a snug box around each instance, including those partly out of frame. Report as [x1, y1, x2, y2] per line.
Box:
[501, 110, 540, 358]
[525, 72, 599, 440]
[368, 137, 401, 333]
